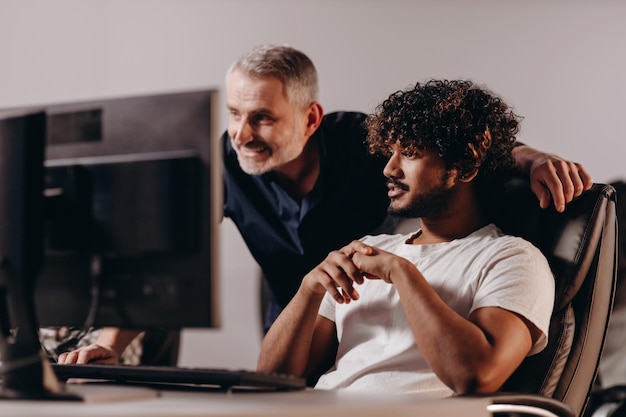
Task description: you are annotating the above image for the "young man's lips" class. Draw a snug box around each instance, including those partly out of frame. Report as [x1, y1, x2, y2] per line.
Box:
[387, 185, 405, 198]
[387, 180, 408, 198]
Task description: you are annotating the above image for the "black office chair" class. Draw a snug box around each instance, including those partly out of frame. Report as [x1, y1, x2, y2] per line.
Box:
[476, 177, 618, 417]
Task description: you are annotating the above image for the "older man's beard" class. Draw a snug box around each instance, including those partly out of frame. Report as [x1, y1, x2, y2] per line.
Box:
[234, 138, 306, 176]
[388, 176, 455, 219]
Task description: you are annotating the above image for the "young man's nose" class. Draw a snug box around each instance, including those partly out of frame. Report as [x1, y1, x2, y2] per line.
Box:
[383, 153, 402, 178]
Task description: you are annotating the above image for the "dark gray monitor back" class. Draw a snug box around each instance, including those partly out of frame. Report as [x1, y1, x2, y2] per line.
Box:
[20, 89, 221, 329]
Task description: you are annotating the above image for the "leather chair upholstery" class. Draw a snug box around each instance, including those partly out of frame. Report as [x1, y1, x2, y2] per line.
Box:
[482, 177, 618, 417]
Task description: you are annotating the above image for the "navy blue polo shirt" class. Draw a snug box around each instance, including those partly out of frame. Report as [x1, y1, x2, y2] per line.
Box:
[222, 112, 390, 329]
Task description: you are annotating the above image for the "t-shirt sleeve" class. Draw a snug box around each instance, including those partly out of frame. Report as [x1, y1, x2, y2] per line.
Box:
[470, 238, 555, 355]
[318, 292, 337, 322]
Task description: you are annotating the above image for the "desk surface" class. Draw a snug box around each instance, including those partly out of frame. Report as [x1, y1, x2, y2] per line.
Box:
[1, 383, 490, 417]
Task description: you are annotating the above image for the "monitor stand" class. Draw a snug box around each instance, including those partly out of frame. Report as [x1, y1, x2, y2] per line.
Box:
[0, 278, 83, 401]
[0, 290, 158, 402]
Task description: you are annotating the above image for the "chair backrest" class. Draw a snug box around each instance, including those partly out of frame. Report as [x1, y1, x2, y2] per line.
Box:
[493, 177, 618, 417]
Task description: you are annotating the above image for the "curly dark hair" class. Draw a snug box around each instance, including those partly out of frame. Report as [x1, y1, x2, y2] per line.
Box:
[365, 79, 521, 215]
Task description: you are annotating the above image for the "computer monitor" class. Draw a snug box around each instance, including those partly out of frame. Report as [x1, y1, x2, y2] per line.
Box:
[0, 110, 49, 398]
[0, 89, 221, 399]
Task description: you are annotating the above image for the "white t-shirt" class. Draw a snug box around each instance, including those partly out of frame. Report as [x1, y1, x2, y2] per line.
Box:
[315, 224, 554, 397]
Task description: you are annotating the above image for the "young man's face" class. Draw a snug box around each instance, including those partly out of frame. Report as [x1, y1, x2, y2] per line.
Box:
[383, 142, 456, 218]
[226, 69, 312, 176]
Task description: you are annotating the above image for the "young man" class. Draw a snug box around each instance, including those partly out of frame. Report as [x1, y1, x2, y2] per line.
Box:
[257, 79, 555, 397]
[58, 45, 585, 365]
[222, 44, 584, 330]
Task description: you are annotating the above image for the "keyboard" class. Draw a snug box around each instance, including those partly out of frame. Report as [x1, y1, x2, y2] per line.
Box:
[51, 363, 307, 391]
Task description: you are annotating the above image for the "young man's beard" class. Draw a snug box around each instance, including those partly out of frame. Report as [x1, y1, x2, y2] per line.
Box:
[388, 178, 455, 219]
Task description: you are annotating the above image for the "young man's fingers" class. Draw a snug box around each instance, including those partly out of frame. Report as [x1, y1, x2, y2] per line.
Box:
[340, 240, 373, 258]
[328, 251, 365, 285]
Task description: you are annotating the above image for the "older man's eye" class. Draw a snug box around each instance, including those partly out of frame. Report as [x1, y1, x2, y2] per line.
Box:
[253, 114, 274, 124]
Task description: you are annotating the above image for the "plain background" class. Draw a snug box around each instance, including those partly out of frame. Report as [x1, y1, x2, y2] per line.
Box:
[1, 0, 625, 369]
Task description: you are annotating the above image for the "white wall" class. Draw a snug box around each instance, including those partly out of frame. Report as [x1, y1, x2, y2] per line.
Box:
[2, 0, 625, 369]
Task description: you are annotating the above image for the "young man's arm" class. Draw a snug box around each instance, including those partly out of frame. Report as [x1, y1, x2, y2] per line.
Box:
[347, 241, 549, 395]
[512, 145, 593, 212]
[389, 269, 534, 394]
[257, 255, 344, 379]
[56, 328, 141, 365]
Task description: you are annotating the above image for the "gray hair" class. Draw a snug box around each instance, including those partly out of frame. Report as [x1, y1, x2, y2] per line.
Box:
[227, 44, 319, 110]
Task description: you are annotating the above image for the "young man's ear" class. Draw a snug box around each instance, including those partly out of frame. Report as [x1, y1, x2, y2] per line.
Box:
[457, 168, 479, 183]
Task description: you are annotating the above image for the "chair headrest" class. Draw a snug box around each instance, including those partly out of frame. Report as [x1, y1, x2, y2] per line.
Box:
[493, 177, 615, 311]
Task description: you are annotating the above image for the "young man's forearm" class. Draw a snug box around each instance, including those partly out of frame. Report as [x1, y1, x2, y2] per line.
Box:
[257, 288, 324, 376]
[389, 260, 531, 394]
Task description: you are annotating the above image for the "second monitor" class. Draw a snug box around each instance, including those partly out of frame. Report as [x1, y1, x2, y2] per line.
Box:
[35, 88, 221, 330]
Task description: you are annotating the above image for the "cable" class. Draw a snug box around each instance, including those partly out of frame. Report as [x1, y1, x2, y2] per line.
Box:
[83, 255, 102, 329]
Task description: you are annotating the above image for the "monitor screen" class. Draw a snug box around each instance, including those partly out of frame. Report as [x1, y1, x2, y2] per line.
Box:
[0, 89, 221, 397]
